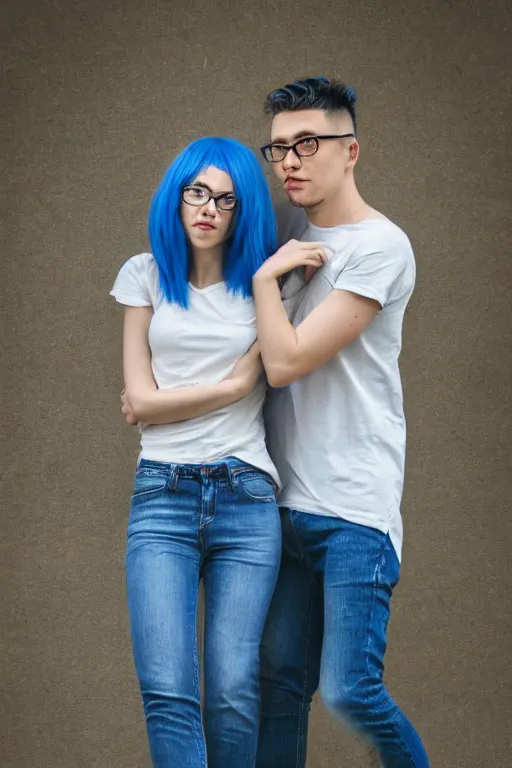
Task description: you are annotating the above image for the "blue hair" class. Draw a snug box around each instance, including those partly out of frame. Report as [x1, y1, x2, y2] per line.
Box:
[148, 137, 277, 308]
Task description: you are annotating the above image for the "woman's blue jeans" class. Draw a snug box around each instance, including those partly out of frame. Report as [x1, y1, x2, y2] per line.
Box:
[125, 457, 282, 768]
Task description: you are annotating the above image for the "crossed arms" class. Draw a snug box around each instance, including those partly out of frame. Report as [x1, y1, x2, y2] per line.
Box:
[120, 240, 380, 425]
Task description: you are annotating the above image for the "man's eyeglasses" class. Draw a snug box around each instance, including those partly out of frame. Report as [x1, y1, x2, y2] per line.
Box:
[260, 134, 355, 163]
[181, 185, 237, 211]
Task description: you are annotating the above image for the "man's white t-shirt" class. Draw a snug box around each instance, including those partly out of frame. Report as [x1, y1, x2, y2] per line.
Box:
[265, 212, 416, 561]
[110, 252, 279, 485]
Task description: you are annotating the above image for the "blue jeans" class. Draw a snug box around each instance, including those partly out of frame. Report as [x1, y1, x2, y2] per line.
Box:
[256, 509, 430, 768]
[126, 457, 282, 768]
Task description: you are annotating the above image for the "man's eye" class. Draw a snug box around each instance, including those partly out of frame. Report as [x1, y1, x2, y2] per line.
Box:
[298, 138, 316, 148]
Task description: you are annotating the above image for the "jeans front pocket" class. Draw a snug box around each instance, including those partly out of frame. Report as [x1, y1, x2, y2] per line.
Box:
[132, 467, 170, 500]
[232, 468, 277, 503]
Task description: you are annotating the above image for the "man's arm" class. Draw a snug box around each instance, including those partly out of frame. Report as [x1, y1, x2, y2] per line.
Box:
[122, 306, 260, 424]
[252, 274, 379, 387]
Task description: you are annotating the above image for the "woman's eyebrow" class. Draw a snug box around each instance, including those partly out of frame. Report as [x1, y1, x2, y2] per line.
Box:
[191, 182, 234, 195]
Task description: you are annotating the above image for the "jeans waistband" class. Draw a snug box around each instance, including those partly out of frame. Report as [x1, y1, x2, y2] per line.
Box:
[137, 456, 263, 491]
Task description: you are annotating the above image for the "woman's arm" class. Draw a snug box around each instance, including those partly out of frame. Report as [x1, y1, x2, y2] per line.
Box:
[122, 306, 262, 425]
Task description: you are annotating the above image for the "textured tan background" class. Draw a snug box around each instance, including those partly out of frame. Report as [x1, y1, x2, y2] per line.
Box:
[1, 0, 511, 766]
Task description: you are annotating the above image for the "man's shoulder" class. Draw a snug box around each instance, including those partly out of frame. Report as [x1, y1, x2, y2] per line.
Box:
[346, 218, 415, 271]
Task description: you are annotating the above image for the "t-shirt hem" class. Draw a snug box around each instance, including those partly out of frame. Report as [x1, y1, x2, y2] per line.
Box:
[109, 289, 152, 307]
[277, 501, 402, 561]
[332, 282, 386, 307]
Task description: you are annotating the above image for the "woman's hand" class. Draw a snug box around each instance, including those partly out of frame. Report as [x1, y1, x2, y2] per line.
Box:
[254, 239, 331, 283]
[224, 342, 264, 396]
[120, 389, 138, 425]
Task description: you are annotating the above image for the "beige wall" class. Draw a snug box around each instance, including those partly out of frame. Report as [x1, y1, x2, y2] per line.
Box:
[1, 0, 510, 765]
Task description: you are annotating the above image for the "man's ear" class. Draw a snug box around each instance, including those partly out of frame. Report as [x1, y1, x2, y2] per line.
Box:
[347, 139, 360, 169]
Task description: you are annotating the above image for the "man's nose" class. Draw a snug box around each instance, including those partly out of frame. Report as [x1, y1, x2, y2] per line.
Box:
[282, 148, 301, 171]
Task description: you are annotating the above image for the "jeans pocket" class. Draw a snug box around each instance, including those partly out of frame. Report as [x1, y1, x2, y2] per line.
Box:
[132, 468, 169, 499]
[233, 469, 277, 502]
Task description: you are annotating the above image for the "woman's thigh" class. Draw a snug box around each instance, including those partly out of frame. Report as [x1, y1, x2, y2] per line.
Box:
[125, 464, 202, 694]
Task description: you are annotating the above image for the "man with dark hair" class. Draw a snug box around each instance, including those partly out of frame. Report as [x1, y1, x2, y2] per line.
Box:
[253, 78, 430, 767]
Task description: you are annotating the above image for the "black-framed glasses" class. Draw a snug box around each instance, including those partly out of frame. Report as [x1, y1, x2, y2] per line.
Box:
[260, 134, 355, 163]
[181, 185, 237, 211]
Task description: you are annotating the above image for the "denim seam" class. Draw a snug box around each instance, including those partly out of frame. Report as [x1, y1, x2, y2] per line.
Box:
[366, 537, 418, 767]
[288, 511, 307, 560]
[295, 575, 316, 768]
[387, 710, 418, 766]
[191, 562, 206, 767]
[365, 532, 389, 684]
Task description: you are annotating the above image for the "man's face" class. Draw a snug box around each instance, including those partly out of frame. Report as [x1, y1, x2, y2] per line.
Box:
[268, 109, 358, 209]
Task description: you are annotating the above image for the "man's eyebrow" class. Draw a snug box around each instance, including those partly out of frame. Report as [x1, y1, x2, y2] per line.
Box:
[270, 130, 317, 144]
[190, 182, 234, 195]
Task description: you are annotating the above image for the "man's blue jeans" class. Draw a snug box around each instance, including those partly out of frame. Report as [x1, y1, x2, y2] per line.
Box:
[256, 509, 430, 768]
[126, 457, 282, 768]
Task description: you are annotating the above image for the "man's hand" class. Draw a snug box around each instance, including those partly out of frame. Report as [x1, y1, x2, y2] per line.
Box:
[223, 342, 264, 396]
[120, 389, 138, 426]
[254, 239, 331, 283]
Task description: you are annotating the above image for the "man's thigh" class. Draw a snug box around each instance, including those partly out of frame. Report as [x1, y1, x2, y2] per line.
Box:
[315, 520, 400, 700]
[260, 509, 324, 697]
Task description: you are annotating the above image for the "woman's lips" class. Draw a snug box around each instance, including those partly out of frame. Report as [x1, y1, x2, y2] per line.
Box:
[194, 223, 216, 230]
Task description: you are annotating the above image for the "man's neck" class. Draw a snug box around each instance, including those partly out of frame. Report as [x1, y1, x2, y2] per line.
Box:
[306, 183, 371, 228]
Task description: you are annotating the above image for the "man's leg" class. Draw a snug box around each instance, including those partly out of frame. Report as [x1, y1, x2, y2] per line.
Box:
[256, 509, 323, 768]
[315, 517, 430, 768]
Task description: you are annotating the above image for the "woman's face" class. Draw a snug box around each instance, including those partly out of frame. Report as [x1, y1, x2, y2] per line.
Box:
[180, 166, 236, 251]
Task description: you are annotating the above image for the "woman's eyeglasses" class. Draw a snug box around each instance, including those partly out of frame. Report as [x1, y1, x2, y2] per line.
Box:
[181, 185, 237, 211]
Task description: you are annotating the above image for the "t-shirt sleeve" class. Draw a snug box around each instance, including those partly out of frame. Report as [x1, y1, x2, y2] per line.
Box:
[109, 252, 155, 307]
[333, 241, 415, 308]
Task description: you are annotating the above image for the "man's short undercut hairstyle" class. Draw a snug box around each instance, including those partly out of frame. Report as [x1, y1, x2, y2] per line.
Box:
[264, 77, 358, 135]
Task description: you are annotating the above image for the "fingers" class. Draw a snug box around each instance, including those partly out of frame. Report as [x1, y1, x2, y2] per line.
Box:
[302, 254, 326, 268]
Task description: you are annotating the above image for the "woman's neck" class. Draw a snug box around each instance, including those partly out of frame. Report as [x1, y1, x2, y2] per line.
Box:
[189, 248, 224, 289]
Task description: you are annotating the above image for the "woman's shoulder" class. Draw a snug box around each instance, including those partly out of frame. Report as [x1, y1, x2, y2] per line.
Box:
[110, 252, 159, 308]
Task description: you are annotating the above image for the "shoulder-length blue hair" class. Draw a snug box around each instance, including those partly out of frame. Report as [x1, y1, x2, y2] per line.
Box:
[148, 136, 277, 308]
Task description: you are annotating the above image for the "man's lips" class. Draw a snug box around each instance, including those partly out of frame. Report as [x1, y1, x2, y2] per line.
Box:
[284, 178, 307, 190]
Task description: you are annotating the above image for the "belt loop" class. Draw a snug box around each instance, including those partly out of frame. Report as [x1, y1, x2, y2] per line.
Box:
[168, 465, 179, 491]
[224, 461, 235, 492]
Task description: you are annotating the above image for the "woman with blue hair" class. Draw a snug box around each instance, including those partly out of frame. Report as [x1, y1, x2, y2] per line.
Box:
[110, 137, 282, 768]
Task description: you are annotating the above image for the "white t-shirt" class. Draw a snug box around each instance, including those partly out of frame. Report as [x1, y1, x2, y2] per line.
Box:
[265, 214, 416, 560]
[110, 252, 279, 485]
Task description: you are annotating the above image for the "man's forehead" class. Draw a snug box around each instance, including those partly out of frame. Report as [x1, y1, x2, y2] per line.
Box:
[270, 109, 340, 142]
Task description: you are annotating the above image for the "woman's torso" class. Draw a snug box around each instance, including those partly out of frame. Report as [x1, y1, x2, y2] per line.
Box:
[127, 254, 278, 484]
